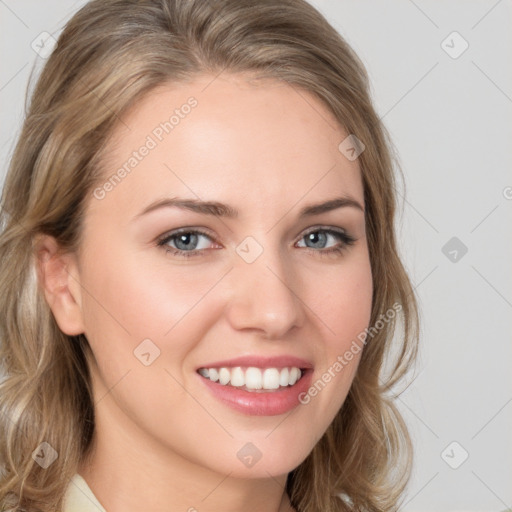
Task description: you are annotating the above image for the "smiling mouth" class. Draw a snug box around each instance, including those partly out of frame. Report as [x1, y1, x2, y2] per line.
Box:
[197, 366, 306, 392]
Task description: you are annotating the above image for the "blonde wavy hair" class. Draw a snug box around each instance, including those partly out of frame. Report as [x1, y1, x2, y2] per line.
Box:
[0, 0, 420, 510]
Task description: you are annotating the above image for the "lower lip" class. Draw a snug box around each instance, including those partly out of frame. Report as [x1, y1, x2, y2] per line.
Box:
[197, 369, 313, 416]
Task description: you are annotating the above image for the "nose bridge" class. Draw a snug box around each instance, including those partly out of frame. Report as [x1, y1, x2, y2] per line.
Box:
[225, 235, 305, 338]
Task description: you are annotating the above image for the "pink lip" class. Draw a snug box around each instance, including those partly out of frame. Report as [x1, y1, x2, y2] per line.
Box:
[197, 355, 313, 370]
[197, 368, 314, 416]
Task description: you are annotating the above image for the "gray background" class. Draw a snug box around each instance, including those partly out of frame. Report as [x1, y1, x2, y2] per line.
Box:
[1, 1, 511, 511]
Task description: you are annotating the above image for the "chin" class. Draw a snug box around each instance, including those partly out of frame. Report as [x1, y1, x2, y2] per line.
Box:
[202, 436, 314, 479]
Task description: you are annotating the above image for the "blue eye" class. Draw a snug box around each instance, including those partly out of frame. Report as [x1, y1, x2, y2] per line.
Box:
[157, 226, 356, 259]
[297, 228, 356, 254]
[157, 228, 215, 258]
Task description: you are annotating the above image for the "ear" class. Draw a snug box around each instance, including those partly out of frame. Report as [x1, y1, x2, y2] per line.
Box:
[34, 234, 85, 336]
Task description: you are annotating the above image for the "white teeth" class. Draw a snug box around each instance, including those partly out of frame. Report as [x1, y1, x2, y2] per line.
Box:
[198, 368, 209, 378]
[245, 367, 262, 389]
[198, 366, 304, 390]
[230, 367, 244, 387]
[262, 368, 280, 389]
[289, 367, 300, 385]
[279, 367, 289, 387]
[218, 367, 230, 385]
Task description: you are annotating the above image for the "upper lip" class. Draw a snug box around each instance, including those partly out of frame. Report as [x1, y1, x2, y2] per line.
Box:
[197, 355, 314, 370]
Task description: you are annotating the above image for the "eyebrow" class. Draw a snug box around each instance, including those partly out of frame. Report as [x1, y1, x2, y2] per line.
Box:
[133, 195, 364, 221]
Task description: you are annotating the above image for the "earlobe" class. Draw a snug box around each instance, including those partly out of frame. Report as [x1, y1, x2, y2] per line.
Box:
[34, 234, 85, 336]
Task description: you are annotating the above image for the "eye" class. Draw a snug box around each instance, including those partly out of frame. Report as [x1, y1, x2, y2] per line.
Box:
[157, 226, 356, 259]
[296, 227, 356, 256]
[157, 228, 218, 258]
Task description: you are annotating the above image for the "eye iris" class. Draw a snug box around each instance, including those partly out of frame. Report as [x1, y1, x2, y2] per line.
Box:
[175, 232, 198, 250]
[306, 231, 327, 249]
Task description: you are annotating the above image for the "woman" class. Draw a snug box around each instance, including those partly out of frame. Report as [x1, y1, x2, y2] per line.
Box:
[0, 0, 419, 511]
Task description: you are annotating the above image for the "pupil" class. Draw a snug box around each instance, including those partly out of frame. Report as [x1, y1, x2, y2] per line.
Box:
[176, 233, 197, 250]
[308, 232, 326, 248]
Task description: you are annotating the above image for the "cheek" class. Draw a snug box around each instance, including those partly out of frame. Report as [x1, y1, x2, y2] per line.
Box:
[79, 245, 223, 370]
[311, 253, 373, 348]
[301, 252, 372, 407]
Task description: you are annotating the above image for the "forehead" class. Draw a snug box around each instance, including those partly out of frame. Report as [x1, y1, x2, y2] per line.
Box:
[93, 73, 364, 219]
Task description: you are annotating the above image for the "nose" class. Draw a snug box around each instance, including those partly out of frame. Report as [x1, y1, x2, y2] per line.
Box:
[224, 242, 306, 339]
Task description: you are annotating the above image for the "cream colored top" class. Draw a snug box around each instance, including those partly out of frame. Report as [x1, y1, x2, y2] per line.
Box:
[62, 474, 106, 512]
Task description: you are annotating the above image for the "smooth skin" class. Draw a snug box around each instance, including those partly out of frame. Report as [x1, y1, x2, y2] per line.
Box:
[36, 73, 373, 512]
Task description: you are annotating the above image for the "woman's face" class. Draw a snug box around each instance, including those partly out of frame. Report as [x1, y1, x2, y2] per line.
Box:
[64, 73, 372, 478]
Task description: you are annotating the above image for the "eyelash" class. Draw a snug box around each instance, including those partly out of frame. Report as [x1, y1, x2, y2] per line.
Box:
[156, 226, 356, 259]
